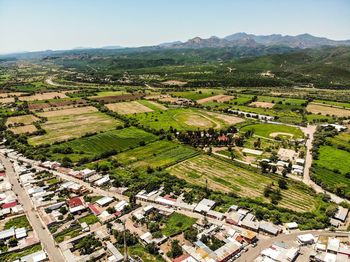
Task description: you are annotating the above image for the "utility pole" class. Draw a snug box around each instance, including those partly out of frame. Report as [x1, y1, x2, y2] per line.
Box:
[123, 220, 128, 262]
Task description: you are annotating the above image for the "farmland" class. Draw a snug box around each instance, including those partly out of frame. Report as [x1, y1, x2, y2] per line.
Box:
[130, 108, 244, 131]
[169, 89, 225, 101]
[168, 155, 318, 212]
[307, 103, 350, 117]
[51, 127, 157, 161]
[6, 114, 39, 126]
[239, 123, 304, 139]
[114, 140, 199, 170]
[28, 106, 122, 145]
[18, 91, 68, 101]
[106, 101, 154, 114]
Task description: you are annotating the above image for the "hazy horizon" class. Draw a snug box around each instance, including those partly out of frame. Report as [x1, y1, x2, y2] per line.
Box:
[1, 0, 350, 54]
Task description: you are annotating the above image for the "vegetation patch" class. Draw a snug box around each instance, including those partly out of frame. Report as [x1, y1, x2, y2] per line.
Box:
[161, 212, 196, 236]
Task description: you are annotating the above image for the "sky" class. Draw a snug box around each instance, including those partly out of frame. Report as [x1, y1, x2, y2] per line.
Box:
[0, 0, 349, 54]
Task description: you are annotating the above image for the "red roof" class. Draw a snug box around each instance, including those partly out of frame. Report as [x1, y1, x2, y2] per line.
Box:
[0, 172, 6, 177]
[88, 204, 101, 216]
[173, 254, 190, 262]
[218, 135, 229, 141]
[67, 197, 83, 208]
[114, 211, 122, 217]
[2, 201, 17, 209]
[164, 195, 176, 202]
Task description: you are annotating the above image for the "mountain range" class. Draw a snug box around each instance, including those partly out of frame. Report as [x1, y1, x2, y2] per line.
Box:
[164, 33, 350, 49]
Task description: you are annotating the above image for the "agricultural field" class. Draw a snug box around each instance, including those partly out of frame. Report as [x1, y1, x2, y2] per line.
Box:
[18, 91, 68, 101]
[307, 103, 350, 117]
[28, 106, 122, 145]
[129, 108, 244, 131]
[51, 127, 157, 161]
[89, 90, 126, 98]
[197, 94, 234, 104]
[138, 100, 168, 110]
[170, 88, 225, 101]
[106, 101, 154, 115]
[10, 124, 37, 134]
[239, 123, 304, 139]
[168, 155, 319, 212]
[114, 140, 199, 170]
[6, 114, 39, 126]
[312, 129, 350, 197]
[313, 100, 350, 109]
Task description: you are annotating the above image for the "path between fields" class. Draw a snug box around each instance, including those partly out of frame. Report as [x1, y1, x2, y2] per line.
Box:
[211, 147, 259, 168]
[301, 125, 349, 204]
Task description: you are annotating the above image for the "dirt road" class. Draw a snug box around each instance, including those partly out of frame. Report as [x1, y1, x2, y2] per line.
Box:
[0, 154, 66, 262]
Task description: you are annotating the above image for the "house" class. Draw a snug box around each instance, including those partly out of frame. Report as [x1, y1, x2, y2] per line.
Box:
[88, 204, 101, 216]
[194, 199, 216, 213]
[240, 219, 259, 232]
[106, 241, 123, 262]
[67, 197, 83, 208]
[259, 222, 281, 236]
[140, 232, 167, 245]
[259, 243, 299, 262]
[114, 200, 128, 212]
[96, 196, 114, 207]
[334, 206, 349, 222]
[285, 222, 298, 230]
[297, 233, 315, 245]
[94, 175, 110, 186]
[327, 237, 340, 254]
[207, 210, 224, 220]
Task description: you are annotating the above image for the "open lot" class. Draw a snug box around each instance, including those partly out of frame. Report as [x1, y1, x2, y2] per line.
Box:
[168, 155, 318, 212]
[18, 91, 68, 101]
[52, 127, 157, 161]
[307, 103, 350, 117]
[161, 213, 196, 236]
[28, 106, 121, 145]
[130, 108, 244, 131]
[106, 101, 154, 114]
[115, 140, 199, 170]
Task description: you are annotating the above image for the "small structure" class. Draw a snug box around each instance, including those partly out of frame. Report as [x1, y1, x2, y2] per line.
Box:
[194, 199, 215, 213]
[96, 196, 114, 207]
[334, 206, 349, 222]
[297, 233, 315, 245]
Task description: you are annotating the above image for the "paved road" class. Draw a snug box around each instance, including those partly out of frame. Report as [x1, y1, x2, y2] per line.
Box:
[301, 125, 348, 204]
[237, 230, 350, 262]
[0, 154, 66, 262]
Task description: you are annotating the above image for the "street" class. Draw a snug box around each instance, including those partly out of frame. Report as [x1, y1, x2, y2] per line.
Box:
[0, 154, 66, 262]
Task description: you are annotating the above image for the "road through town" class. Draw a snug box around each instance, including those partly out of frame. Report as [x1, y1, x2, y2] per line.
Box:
[0, 154, 66, 262]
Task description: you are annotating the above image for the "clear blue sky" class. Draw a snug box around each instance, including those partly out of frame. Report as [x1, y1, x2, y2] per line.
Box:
[0, 0, 349, 54]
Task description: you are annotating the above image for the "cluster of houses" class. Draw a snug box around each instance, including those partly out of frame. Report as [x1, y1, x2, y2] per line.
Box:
[311, 235, 350, 262]
[255, 242, 300, 262]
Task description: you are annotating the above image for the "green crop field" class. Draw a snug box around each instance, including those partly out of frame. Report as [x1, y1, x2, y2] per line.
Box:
[129, 108, 242, 131]
[114, 140, 199, 170]
[168, 155, 318, 212]
[51, 127, 157, 161]
[328, 132, 350, 151]
[314, 100, 350, 109]
[161, 213, 197, 236]
[170, 89, 225, 100]
[315, 146, 350, 175]
[28, 107, 122, 145]
[239, 123, 304, 139]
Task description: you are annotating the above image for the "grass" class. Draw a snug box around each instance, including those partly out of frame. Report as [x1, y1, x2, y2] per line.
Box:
[29, 107, 122, 145]
[239, 123, 304, 139]
[114, 140, 199, 170]
[0, 244, 41, 262]
[54, 224, 81, 243]
[129, 108, 237, 131]
[315, 146, 350, 175]
[328, 133, 350, 151]
[51, 127, 157, 162]
[170, 89, 225, 101]
[128, 244, 165, 262]
[314, 99, 350, 109]
[168, 155, 318, 212]
[161, 212, 196, 236]
[5, 215, 31, 229]
[78, 214, 99, 225]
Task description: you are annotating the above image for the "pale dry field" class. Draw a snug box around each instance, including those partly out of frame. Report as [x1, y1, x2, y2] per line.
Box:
[197, 94, 234, 104]
[161, 80, 187, 86]
[249, 101, 275, 108]
[10, 124, 37, 134]
[19, 92, 68, 101]
[106, 101, 153, 114]
[307, 103, 350, 117]
[37, 106, 98, 118]
[0, 97, 15, 104]
[0, 92, 25, 98]
[6, 115, 40, 126]
[206, 111, 245, 125]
